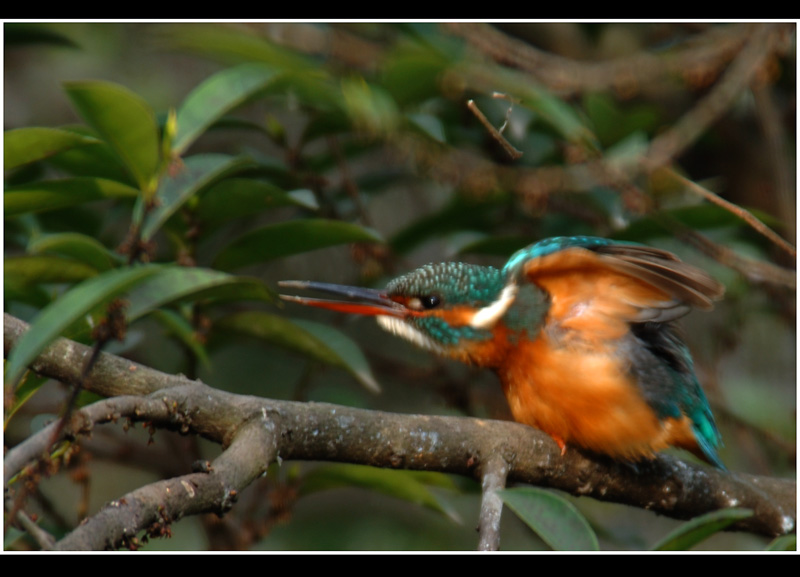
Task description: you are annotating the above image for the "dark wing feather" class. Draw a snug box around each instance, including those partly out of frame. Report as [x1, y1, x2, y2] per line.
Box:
[593, 244, 724, 317]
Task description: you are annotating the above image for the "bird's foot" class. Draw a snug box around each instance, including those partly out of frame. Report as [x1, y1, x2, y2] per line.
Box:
[551, 434, 568, 456]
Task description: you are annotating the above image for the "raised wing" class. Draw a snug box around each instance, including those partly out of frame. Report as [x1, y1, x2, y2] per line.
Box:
[506, 237, 724, 332]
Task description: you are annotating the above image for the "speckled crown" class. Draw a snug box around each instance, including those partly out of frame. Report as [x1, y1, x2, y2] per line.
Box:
[385, 262, 505, 306]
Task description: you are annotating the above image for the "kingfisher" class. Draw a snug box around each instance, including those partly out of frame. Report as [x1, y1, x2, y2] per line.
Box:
[280, 236, 726, 469]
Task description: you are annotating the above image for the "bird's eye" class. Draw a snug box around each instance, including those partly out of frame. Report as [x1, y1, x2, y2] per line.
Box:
[406, 295, 441, 311]
[420, 295, 441, 309]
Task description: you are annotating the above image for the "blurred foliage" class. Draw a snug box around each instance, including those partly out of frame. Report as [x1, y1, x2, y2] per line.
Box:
[3, 22, 796, 551]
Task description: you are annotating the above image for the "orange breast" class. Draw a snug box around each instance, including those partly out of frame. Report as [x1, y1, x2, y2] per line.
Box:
[499, 332, 698, 461]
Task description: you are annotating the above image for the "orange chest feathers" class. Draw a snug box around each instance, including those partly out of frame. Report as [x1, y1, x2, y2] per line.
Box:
[497, 332, 698, 461]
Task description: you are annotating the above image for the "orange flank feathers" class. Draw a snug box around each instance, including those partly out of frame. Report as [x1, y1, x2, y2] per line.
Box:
[500, 333, 701, 461]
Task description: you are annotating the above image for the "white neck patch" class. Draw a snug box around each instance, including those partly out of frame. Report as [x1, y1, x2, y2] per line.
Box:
[376, 316, 445, 355]
[469, 282, 517, 329]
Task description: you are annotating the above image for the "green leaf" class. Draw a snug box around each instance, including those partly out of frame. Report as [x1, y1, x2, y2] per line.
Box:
[651, 508, 754, 551]
[583, 92, 660, 147]
[765, 534, 796, 551]
[340, 77, 400, 137]
[138, 154, 252, 240]
[4, 23, 79, 48]
[4, 127, 99, 172]
[4, 265, 162, 386]
[36, 206, 106, 240]
[216, 311, 380, 393]
[124, 266, 275, 322]
[148, 309, 211, 369]
[163, 24, 314, 73]
[498, 487, 599, 551]
[406, 113, 446, 143]
[269, 69, 341, 111]
[173, 63, 280, 154]
[286, 190, 318, 209]
[291, 319, 380, 393]
[381, 41, 452, 106]
[4, 255, 100, 286]
[300, 110, 351, 145]
[3, 280, 51, 309]
[4, 372, 49, 429]
[46, 131, 135, 184]
[196, 179, 317, 230]
[4, 177, 140, 217]
[390, 194, 506, 254]
[300, 140, 374, 174]
[213, 219, 383, 271]
[457, 235, 534, 257]
[300, 464, 460, 521]
[28, 232, 122, 272]
[64, 80, 160, 191]
[519, 85, 597, 150]
[604, 131, 650, 171]
[613, 205, 775, 242]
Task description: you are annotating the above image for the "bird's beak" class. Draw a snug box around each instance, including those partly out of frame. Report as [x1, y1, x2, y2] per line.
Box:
[279, 280, 408, 317]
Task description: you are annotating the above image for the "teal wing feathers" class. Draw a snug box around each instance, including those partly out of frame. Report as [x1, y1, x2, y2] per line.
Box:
[627, 322, 726, 469]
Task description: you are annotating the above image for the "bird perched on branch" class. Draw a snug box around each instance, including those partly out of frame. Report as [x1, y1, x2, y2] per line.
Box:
[280, 236, 726, 469]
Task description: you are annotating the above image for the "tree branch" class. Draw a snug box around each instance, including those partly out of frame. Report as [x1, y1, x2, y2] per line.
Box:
[445, 23, 753, 97]
[644, 23, 788, 169]
[478, 453, 510, 551]
[4, 313, 796, 549]
[53, 416, 277, 550]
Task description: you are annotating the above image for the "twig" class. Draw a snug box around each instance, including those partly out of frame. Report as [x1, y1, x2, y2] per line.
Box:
[4, 396, 173, 485]
[667, 220, 796, 289]
[327, 135, 373, 226]
[752, 82, 796, 244]
[5, 499, 56, 550]
[665, 167, 796, 259]
[467, 99, 523, 160]
[478, 453, 510, 551]
[492, 91, 521, 134]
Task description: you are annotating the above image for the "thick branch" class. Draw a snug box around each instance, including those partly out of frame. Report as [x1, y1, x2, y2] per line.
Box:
[4, 312, 796, 547]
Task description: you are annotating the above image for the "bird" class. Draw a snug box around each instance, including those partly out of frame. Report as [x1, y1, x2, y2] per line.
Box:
[280, 236, 726, 469]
